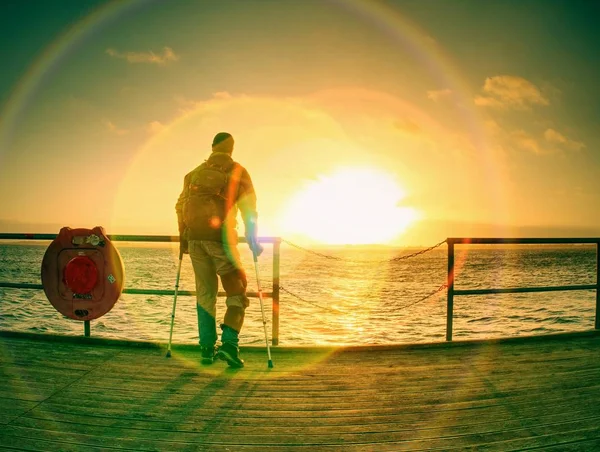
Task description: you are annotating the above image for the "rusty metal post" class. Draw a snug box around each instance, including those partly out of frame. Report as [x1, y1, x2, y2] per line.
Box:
[272, 239, 281, 345]
[446, 239, 454, 341]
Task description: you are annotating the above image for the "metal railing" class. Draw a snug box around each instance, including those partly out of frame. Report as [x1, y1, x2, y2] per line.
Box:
[446, 237, 600, 341]
[3, 233, 600, 345]
[0, 233, 282, 345]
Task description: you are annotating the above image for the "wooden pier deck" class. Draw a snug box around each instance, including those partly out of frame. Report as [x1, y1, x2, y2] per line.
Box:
[1, 331, 600, 451]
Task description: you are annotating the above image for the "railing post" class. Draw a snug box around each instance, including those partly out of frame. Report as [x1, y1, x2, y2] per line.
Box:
[596, 241, 600, 330]
[272, 239, 280, 345]
[446, 239, 454, 341]
[84, 320, 91, 337]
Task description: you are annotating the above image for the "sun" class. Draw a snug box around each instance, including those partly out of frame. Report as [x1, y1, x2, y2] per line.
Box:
[279, 167, 419, 245]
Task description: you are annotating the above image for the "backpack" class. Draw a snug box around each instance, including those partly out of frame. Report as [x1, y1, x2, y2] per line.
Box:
[182, 153, 236, 233]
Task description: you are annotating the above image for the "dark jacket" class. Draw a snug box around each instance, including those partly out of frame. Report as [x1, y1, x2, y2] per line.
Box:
[175, 152, 257, 242]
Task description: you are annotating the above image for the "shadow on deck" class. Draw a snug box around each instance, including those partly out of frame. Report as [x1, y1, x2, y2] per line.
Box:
[1, 330, 600, 451]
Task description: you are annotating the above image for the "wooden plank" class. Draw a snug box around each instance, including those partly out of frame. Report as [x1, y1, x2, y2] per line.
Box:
[17, 407, 600, 436]
[440, 429, 600, 452]
[33, 390, 600, 425]
[60, 364, 600, 392]
[0, 398, 39, 415]
[31, 355, 595, 384]
[0, 432, 599, 452]
[1, 422, 600, 450]
[1, 334, 599, 451]
[0, 390, 48, 403]
[32, 391, 599, 425]
[41, 375, 600, 409]
[0, 415, 18, 426]
[0, 380, 65, 395]
[3, 420, 600, 448]
[0, 433, 123, 452]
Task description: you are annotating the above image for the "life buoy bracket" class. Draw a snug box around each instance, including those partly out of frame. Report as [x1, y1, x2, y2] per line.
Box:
[41, 226, 124, 321]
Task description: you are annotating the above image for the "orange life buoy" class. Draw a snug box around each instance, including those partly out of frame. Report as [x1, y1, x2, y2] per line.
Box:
[41, 226, 124, 321]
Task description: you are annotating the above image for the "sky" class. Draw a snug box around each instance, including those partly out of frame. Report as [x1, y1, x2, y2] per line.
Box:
[0, 0, 599, 246]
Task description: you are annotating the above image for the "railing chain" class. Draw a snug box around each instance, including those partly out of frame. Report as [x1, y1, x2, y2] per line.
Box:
[396, 284, 448, 311]
[280, 286, 346, 314]
[280, 283, 447, 315]
[281, 239, 447, 263]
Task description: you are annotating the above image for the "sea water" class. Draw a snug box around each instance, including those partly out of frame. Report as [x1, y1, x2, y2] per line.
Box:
[0, 242, 596, 346]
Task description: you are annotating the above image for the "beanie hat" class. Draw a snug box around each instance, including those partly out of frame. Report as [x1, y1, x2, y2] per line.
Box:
[212, 132, 233, 147]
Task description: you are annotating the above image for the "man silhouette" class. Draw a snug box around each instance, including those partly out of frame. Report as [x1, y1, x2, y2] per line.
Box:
[175, 132, 263, 367]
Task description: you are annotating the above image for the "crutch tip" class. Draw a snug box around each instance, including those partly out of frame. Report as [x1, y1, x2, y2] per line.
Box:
[268, 360, 274, 368]
[166, 350, 172, 358]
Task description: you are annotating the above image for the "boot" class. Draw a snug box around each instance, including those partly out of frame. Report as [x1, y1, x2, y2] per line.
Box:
[200, 345, 215, 365]
[216, 342, 244, 368]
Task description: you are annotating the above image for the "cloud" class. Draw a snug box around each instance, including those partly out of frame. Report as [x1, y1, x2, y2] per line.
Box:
[426, 89, 452, 102]
[473, 96, 505, 109]
[147, 121, 166, 135]
[511, 130, 543, 154]
[492, 124, 583, 155]
[104, 120, 128, 136]
[475, 75, 549, 110]
[174, 92, 237, 114]
[544, 128, 585, 151]
[484, 119, 502, 136]
[213, 91, 233, 100]
[106, 47, 179, 65]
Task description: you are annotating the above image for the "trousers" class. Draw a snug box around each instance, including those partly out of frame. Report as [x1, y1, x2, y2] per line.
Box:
[188, 240, 249, 347]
